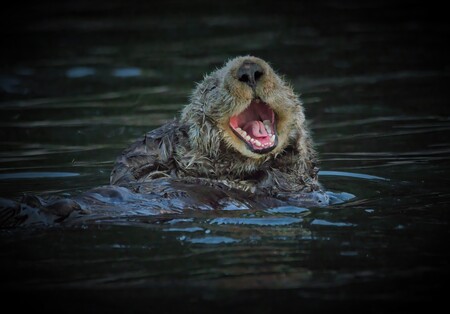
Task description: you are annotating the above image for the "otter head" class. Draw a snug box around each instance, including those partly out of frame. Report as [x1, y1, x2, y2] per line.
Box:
[181, 56, 306, 161]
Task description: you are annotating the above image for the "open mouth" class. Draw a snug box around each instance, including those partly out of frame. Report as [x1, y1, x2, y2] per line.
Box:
[229, 99, 278, 154]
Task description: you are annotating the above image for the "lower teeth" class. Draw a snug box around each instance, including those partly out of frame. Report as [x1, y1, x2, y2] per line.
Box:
[234, 127, 276, 149]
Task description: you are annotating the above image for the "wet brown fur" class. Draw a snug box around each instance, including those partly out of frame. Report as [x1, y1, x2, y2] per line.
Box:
[110, 56, 322, 197]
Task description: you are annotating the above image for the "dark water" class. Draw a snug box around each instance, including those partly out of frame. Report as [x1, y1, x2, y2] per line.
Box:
[1, 0, 449, 312]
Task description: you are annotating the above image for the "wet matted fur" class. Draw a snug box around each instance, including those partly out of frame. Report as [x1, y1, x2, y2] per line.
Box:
[110, 56, 325, 202]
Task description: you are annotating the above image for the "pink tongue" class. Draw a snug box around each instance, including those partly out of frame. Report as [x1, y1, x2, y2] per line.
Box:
[243, 120, 268, 138]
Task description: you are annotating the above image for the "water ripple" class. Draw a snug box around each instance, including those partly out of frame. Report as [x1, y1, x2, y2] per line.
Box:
[112, 67, 142, 77]
[66, 67, 96, 78]
[297, 71, 447, 89]
[0, 172, 80, 180]
[0, 86, 171, 109]
[313, 115, 447, 130]
[163, 227, 204, 233]
[319, 171, 389, 181]
[184, 236, 239, 244]
[209, 217, 303, 226]
[310, 219, 356, 227]
[2, 115, 171, 127]
[265, 206, 310, 214]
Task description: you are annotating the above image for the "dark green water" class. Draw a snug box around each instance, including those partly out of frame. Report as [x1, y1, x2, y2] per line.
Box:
[1, 0, 449, 312]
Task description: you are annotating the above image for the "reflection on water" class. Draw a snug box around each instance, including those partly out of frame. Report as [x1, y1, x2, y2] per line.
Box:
[209, 217, 304, 226]
[320, 170, 389, 181]
[66, 67, 96, 78]
[1, 0, 449, 311]
[0, 171, 80, 180]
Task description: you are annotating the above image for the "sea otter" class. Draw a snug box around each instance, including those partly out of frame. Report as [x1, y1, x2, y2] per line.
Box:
[110, 56, 326, 202]
[0, 56, 329, 228]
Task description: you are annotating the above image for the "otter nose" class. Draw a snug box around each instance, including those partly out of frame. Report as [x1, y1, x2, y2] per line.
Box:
[237, 61, 264, 88]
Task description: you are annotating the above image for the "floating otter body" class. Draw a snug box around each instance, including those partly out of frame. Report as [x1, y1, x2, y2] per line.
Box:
[0, 56, 329, 228]
[111, 56, 325, 200]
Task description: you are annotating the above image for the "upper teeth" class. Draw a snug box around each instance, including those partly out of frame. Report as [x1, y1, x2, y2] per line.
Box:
[263, 120, 272, 135]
